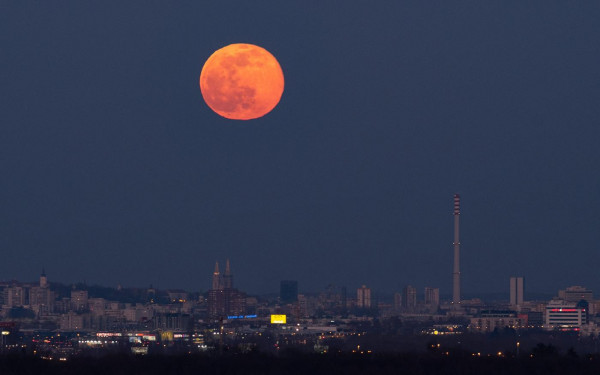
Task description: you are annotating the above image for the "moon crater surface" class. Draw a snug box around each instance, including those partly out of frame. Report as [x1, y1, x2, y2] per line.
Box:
[200, 44, 284, 120]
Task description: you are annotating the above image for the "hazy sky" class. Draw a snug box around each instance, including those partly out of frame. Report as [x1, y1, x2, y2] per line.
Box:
[1, 1, 600, 297]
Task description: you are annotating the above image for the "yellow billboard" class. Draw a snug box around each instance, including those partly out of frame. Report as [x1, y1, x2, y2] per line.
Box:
[270, 314, 287, 324]
[161, 331, 174, 342]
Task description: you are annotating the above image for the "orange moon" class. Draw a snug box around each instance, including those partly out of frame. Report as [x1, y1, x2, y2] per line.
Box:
[199, 43, 284, 120]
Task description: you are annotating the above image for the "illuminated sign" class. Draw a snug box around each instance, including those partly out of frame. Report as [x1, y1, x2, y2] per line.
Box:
[227, 314, 258, 320]
[131, 347, 148, 355]
[270, 314, 287, 324]
[161, 331, 174, 341]
[550, 309, 579, 312]
[97, 332, 122, 337]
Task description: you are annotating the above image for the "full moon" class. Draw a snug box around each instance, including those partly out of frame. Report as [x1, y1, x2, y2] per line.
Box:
[199, 43, 284, 120]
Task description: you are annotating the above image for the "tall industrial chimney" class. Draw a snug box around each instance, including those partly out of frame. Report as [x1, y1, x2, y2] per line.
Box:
[452, 194, 461, 305]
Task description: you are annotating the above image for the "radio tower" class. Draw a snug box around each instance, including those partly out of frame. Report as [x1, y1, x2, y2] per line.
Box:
[452, 194, 461, 305]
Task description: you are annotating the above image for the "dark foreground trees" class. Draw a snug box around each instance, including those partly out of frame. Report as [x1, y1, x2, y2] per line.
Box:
[2, 351, 600, 375]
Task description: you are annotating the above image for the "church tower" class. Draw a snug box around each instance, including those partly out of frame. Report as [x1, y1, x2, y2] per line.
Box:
[223, 259, 233, 289]
[40, 268, 48, 288]
[212, 261, 222, 290]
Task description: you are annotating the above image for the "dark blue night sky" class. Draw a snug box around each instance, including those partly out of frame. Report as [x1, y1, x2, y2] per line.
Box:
[1, 1, 600, 296]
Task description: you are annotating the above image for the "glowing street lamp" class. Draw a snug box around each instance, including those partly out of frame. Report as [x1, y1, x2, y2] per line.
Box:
[1, 331, 9, 352]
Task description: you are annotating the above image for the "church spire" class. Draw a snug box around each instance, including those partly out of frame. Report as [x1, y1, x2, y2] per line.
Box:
[223, 259, 233, 289]
[212, 261, 222, 290]
[40, 268, 48, 288]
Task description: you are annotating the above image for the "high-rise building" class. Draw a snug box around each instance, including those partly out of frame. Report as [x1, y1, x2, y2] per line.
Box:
[280, 280, 298, 304]
[509, 277, 524, 306]
[402, 285, 417, 309]
[558, 286, 593, 303]
[341, 286, 347, 311]
[452, 194, 461, 305]
[3, 284, 26, 308]
[356, 285, 371, 308]
[425, 287, 440, 308]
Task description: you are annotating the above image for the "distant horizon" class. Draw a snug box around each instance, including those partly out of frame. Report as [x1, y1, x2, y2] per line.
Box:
[1, 272, 565, 302]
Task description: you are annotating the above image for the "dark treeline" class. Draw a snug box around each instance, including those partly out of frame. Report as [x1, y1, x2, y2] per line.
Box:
[2, 351, 600, 375]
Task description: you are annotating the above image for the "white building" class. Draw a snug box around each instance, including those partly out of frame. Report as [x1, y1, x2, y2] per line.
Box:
[545, 300, 587, 330]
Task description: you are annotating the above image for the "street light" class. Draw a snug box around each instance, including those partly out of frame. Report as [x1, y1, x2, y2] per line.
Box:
[1, 331, 9, 352]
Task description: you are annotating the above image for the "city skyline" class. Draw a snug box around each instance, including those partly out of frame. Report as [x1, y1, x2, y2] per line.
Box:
[0, 257, 586, 301]
[1, 258, 598, 364]
[2, 263, 593, 309]
[2, 2, 600, 296]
